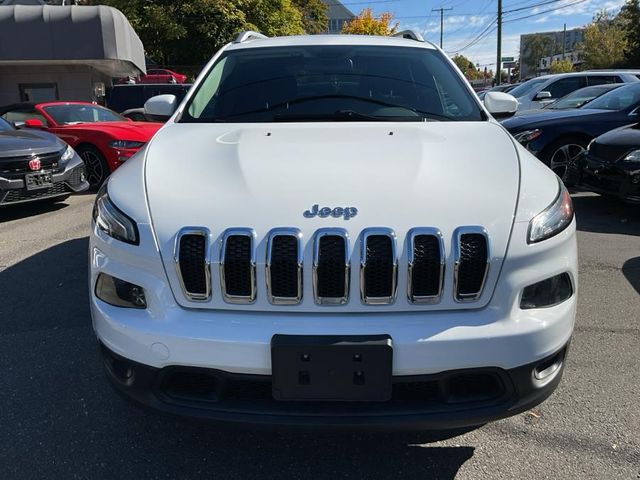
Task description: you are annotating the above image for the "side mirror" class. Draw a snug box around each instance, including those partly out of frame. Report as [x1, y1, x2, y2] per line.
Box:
[535, 91, 552, 100]
[24, 118, 44, 129]
[484, 92, 518, 119]
[144, 94, 177, 121]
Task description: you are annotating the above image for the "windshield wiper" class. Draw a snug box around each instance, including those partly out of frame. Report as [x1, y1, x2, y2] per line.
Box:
[274, 110, 389, 122]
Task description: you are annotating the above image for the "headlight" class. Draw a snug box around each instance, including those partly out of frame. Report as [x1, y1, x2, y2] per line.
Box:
[513, 129, 542, 145]
[621, 149, 640, 163]
[92, 183, 139, 245]
[528, 180, 574, 244]
[108, 140, 145, 149]
[60, 144, 74, 161]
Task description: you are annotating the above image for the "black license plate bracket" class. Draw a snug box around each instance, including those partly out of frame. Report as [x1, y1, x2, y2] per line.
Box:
[271, 334, 393, 402]
[25, 172, 53, 190]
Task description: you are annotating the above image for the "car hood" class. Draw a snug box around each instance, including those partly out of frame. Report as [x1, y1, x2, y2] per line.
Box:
[502, 108, 607, 129]
[0, 129, 64, 158]
[589, 122, 640, 161]
[59, 121, 162, 139]
[144, 121, 521, 312]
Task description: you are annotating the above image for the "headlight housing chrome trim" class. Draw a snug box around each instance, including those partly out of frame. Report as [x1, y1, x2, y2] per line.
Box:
[92, 183, 140, 245]
[527, 179, 574, 244]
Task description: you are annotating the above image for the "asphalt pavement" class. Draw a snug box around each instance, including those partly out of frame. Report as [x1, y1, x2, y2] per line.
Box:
[0, 192, 639, 480]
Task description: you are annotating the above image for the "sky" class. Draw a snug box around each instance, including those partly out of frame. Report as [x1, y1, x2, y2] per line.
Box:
[337, 0, 628, 68]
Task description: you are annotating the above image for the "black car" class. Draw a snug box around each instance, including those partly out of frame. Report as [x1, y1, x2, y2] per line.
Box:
[0, 117, 88, 207]
[503, 82, 640, 178]
[566, 122, 640, 203]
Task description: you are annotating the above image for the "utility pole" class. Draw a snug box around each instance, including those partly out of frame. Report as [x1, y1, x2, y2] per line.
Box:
[562, 23, 567, 59]
[496, 0, 502, 86]
[432, 7, 453, 49]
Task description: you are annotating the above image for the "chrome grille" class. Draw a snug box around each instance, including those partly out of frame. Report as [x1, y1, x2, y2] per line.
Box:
[313, 229, 350, 305]
[407, 228, 445, 304]
[360, 228, 397, 305]
[175, 228, 211, 301]
[454, 227, 490, 302]
[266, 228, 303, 304]
[220, 229, 256, 304]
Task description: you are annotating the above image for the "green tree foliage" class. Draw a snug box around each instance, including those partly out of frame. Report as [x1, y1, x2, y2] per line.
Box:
[451, 54, 482, 80]
[618, 0, 640, 67]
[549, 58, 574, 74]
[92, 0, 327, 67]
[522, 34, 554, 74]
[341, 8, 398, 35]
[580, 10, 628, 69]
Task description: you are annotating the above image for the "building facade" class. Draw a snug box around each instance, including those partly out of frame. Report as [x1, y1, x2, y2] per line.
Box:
[321, 0, 355, 34]
[519, 27, 584, 79]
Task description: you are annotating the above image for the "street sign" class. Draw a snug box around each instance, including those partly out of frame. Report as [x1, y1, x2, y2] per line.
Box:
[503, 62, 517, 69]
[501, 56, 515, 62]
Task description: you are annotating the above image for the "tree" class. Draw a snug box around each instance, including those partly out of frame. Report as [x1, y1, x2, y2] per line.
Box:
[342, 8, 398, 36]
[522, 34, 554, 75]
[580, 10, 628, 69]
[292, 0, 328, 34]
[451, 54, 482, 80]
[549, 58, 574, 74]
[618, 0, 640, 67]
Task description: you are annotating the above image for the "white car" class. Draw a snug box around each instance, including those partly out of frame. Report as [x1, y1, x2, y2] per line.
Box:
[90, 31, 577, 429]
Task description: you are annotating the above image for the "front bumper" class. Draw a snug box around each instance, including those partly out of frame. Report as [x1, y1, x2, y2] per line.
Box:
[100, 340, 569, 429]
[0, 154, 89, 206]
[567, 152, 640, 203]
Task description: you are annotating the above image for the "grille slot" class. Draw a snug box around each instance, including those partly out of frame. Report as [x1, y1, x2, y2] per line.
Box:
[266, 229, 303, 304]
[408, 228, 445, 303]
[220, 229, 256, 304]
[175, 228, 211, 301]
[313, 229, 350, 305]
[1, 182, 67, 204]
[454, 227, 490, 302]
[360, 229, 397, 304]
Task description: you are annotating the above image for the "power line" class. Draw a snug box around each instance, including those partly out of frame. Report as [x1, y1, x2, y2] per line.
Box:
[503, 0, 589, 22]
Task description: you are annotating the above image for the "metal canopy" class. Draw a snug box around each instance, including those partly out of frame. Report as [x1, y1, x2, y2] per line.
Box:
[0, 5, 146, 76]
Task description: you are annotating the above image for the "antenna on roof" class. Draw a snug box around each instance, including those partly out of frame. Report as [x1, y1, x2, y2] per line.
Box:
[234, 31, 268, 43]
[393, 30, 424, 42]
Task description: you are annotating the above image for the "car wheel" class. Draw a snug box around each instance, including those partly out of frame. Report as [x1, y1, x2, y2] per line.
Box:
[77, 145, 109, 190]
[543, 137, 589, 180]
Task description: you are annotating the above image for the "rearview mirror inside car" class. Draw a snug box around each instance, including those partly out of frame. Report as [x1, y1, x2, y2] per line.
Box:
[484, 92, 518, 120]
[144, 94, 178, 122]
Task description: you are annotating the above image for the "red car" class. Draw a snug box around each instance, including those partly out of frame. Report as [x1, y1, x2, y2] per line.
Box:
[138, 68, 188, 84]
[0, 102, 162, 189]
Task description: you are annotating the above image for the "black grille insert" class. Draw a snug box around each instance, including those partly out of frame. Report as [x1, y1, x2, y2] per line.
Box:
[268, 233, 301, 303]
[456, 232, 489, 300]
[409, 234, 443, 301]
[361, 232, 396, 303]
[314, 233, 349, 303]
[177, 232, 209, 300]
[222, 233, 254, 301]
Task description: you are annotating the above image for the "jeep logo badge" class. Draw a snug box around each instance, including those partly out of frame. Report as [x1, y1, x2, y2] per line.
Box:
[303, 204, 358, 220]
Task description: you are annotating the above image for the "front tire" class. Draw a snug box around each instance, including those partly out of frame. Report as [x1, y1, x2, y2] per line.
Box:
[542, 137, 589, 180]
[76, 145, 109, 190]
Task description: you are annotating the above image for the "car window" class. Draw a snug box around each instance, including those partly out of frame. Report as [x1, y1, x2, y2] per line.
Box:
[508, 77, 547, 98]
[546, 77, 585, 99]
[43, 104, 124, 124]
[0, 116, 14, 131]
[549, 85, 619, 109]
[586, 83, 640, 110]
[1, 109, 48, 126]
[587, 76, 617, 86]
[181, 45, 483, 123]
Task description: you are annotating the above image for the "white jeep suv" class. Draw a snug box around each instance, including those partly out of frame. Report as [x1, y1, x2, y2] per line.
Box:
[90, 31, 577, 429]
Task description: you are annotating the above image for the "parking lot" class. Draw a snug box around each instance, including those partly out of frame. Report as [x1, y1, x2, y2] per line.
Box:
[0, 191, 637, 479]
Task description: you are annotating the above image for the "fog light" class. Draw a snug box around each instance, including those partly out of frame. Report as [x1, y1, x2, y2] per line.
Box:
[95, 273, 147, 308]
[520, 273, 572, 309]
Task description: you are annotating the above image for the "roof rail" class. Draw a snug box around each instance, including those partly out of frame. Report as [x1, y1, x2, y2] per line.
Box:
[393, 29, 424, 42]
[234, 31, 268, 43]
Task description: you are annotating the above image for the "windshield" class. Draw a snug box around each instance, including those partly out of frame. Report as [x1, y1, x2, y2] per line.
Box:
[0, 117, 14, 131]
[548, 85, 620, 110]
[508, 77, 548, 98]
[585, 83, 640, 111]
[180, 45, 483, 123]
[43, 104, 124, 125]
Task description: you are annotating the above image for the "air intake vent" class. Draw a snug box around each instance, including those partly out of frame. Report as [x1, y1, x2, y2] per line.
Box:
[454, 227, 490, 302]
[175, 228, 210, 301]
[360, 229, 397, 304]
[220, 229, 256, 304]
[266, 229, 303, 304]
[408, 228, 445, 303]
[313, 229, 350, 305]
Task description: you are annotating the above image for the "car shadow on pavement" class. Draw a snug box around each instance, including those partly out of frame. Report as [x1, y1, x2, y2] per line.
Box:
[0, 198, 69, 223]
[0, 237, 477, 479]
[622, 257, 640, 296]
[572, 193, 640, 236]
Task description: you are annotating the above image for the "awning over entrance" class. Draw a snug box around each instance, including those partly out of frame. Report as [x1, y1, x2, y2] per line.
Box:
[0, 5, 146, 76]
